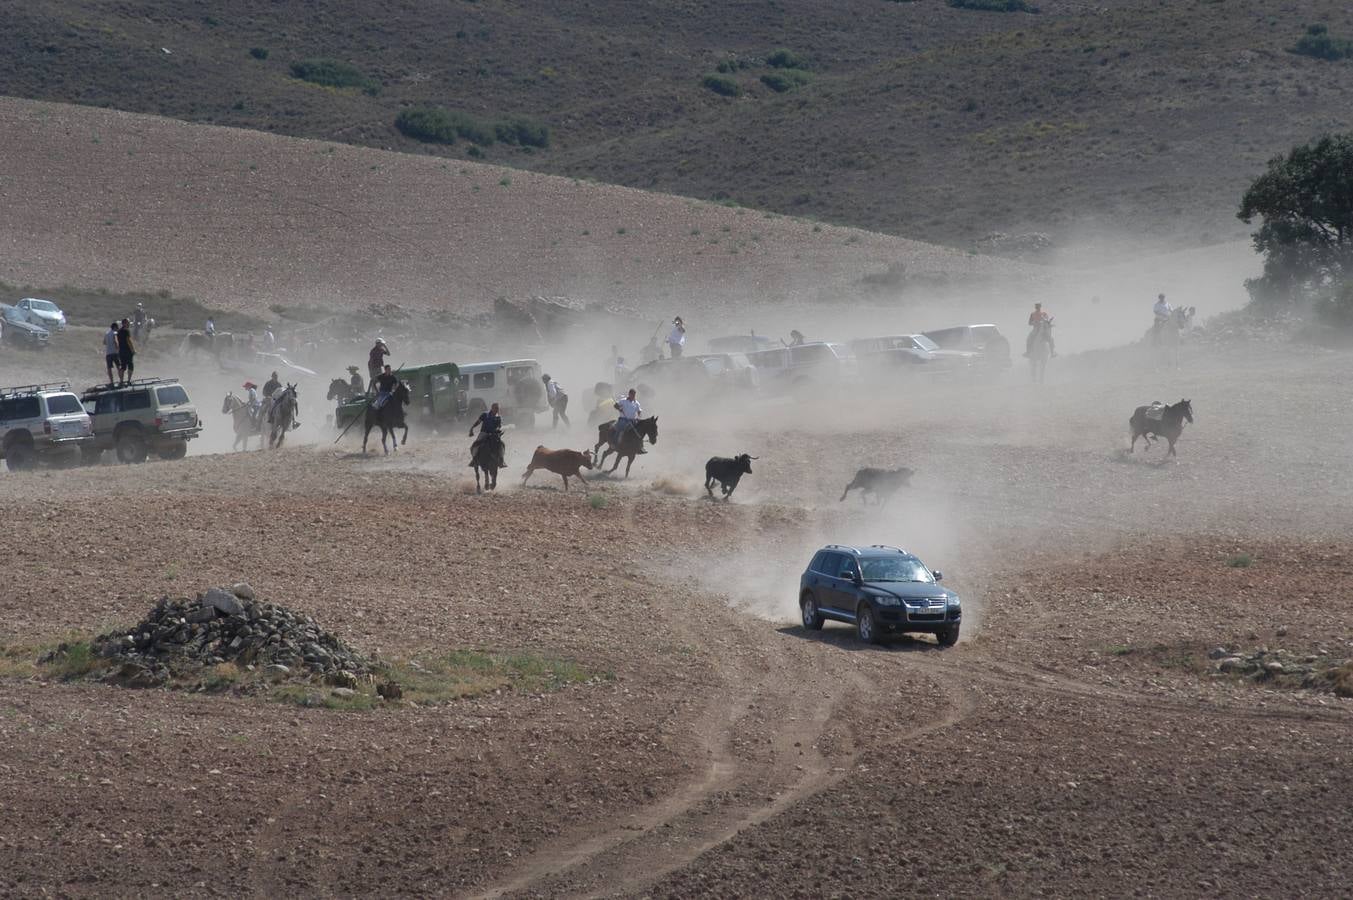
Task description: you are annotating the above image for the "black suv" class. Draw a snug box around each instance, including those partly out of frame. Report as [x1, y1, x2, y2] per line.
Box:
[799, 545, 961, 646]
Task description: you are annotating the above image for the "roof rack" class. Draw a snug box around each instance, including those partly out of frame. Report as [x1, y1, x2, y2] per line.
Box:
[81, 377, 179, 395]
[0, 381, 71, 398]
[868, 544, 909, 554]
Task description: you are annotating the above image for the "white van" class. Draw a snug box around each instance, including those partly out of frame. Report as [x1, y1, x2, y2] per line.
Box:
[457, 359, 549, 427]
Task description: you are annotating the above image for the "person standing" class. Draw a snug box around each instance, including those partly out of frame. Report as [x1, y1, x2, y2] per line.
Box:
[116, 318, 136, 383]
[666, 317, 687, 359]
[368, 339, 390, 389]
[103, 322, 122, 386]
[542, 373, 570, 428]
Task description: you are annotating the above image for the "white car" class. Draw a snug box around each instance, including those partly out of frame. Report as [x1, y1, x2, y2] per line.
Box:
[14, 298, 68, 331]
[456, 359, 548, 427]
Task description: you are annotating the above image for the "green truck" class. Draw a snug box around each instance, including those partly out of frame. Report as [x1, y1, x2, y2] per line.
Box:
[334, 362, 463, 430]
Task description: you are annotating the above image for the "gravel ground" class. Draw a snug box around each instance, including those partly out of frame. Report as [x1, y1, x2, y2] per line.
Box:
[0, 335, 1350, 897]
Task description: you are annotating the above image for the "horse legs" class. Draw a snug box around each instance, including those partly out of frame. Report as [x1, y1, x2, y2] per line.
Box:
[1168, 437, 1178, 458]
[400, 424, 409, 446]
[623, 455, 634, 478]
[362, 423, 372, 455]
[474, 466, 482, 494]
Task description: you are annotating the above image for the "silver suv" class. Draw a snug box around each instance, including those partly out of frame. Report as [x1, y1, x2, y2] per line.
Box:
[80, 378, 202, 463]
[0, 383, 94, 471]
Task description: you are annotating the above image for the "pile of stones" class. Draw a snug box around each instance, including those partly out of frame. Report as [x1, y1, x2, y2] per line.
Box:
[1209, 645, 1353, 698]
[83, 584, 371, 688]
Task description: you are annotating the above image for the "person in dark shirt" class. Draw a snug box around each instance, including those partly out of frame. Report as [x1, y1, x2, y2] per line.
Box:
[468, 402, 506, 468]
[116, 318, 136, 383]
[372, 365, 399, 410]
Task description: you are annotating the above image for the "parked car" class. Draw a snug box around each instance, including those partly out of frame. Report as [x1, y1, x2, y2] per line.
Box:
[456, 359, 548, 427]
[847, 334, 980, 375]
[746, 341, 856, 389]
[629, 352, 758, 403]
[0, 306, 51, 348]
[0, 382, 94, 470]
[691, 352, 759, 389]
[799, 544, 961, 646]
[922, 324, 1011, 370]
[80, 378, 202, 463]
[11, 297, 68, 331]
[707, 333, 779, 354]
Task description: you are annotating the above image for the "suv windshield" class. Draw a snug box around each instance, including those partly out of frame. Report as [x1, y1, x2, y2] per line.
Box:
[912, 335, 940, 351]
[28, 300, 58, 312]
[860, 556, 933, 583]
[45, 394, 84, 415]
[156, 385, 190, 406]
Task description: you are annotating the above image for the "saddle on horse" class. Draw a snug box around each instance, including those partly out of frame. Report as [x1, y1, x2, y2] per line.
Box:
[1144, 401, 1166, 422]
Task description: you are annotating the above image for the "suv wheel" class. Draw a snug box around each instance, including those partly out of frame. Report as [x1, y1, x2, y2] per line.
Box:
[800, 593, 824, 631]
[5, 439, 35, 471]
[115, 427, 149, 464]
[157, 442, 188, 461]
[856, 603, 880, 645]
[936, 624, 960, 648]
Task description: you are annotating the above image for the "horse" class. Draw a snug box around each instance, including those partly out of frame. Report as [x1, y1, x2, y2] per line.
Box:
[1029, 317, 1053, 383]
[593, 415, 659, 478]
[327, 378, 358, 402]
[268, 384, 298, 449]
[362, 381, 410, 455]
[222, 392, 263, 451]
[1129, 398, 1193, 458]
[1148, 306, 1195, 370]
[470, 432, 504, 493]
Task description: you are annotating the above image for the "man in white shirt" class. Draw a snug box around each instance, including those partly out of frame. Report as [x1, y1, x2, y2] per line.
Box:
[610, 388, 646, 452]
[666, 317, 687, 359]
[542, 373, 570, 428]
[103, 322, 122, 386]
[1152, 293, 1173, 345]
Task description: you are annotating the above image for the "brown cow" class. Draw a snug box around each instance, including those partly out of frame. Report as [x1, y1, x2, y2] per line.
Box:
[522, 445, 594, 491]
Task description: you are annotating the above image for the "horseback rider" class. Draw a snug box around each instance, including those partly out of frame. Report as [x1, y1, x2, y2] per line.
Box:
[132, 302, 147, 340]
[347, 365, 365, 397]
[666, 316, 687, 359]
[243, 381, 261, 423]
[205, 316, 217, 348]
[611, 388, 647, 453]
[1151, 293, 1173, 345]
[368, 339, 390, 389]
[543, 373, 570, 428]
[1024, 302, 1056, 358]
[261, 371, 282, 423]
[372, 364, 398, 410]
[468, 401, 507, 468]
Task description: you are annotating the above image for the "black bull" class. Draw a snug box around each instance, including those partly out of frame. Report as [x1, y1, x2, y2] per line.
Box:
[704, 453, 757, 500]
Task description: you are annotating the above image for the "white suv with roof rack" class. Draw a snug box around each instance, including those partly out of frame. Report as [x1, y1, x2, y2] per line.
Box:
[0, 383, 94, 471]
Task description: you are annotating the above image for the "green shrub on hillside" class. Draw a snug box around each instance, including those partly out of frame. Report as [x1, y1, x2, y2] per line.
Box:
[290, 58, 380, 94]
[249, 47, 269, 60]
[1291, 24, 1353, 61]
[702, 74, 742, 97]
[949, 0, 1038, 11]
[765, 48, 808, 69]
[761, 70, 812, 93]
[396, 108, 550, 149]
[715, 58, 752, 73]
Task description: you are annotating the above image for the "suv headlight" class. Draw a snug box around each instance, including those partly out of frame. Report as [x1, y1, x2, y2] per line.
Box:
[870, 594, 901, 606]
[947, 596, 961, 608]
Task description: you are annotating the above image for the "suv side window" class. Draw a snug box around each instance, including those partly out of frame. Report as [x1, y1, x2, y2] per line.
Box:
[472, 372, 495, 389]
[837, 556, 860, 580]
[122, 391, 151, 411]
[809, 551, 830, 575]
[94, 394, 122, 415]
[0, 397, 41, 421]
[155, 385, 190, 406]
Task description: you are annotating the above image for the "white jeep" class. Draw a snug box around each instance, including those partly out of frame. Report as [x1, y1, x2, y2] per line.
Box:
[457, 359, 548, 427]
[0, 383, 94, 471]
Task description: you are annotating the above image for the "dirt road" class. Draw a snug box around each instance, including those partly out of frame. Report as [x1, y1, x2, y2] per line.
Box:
[0, 340, 1350, 896]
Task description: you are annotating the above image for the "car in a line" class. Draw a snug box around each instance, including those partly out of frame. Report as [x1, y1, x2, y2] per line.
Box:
[0, 306, 51, 348]
[80, 377, 202, 463]
[847, 334, 980, 375]
[0, 382, 94, 470]
[921, 324, 1011, 370]
[707, 333, 779, 355]
[11, 297, 68, 332]
[745, 341, 857, 389]
[799, 544, 961, 646]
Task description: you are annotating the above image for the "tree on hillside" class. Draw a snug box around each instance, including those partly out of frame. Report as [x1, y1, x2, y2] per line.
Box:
[1238, 134, 1353, 305]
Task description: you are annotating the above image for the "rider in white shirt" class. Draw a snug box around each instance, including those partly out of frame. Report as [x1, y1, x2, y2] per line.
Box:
[666, 317, 687, 359]
[1153, 293, 1173, 320]
[611, 389, 646, 452]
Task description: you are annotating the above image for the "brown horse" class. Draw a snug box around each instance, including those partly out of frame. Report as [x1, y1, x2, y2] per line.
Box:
[1129, 399, 1193, 458]
[593, 415, 659, 478]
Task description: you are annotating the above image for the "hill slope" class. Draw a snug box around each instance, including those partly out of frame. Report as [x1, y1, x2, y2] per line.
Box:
[5, 0, 1352, 250]
[0, 96, 1036, 322]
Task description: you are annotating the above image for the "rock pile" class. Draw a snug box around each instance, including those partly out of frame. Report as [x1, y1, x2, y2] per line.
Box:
[1209, 645, 1353, 697]
[85, 584, 371, 688]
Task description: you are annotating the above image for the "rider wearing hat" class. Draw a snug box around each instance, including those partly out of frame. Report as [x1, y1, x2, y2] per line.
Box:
[542, 373, 569, 428]
[347, 365, 365, 396]
[243, 381, 261, 421]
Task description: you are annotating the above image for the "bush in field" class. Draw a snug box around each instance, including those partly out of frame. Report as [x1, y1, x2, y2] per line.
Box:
[761, 70, 812, 93]
[1291, 24, 1353, 61]
[765, 48, 808, 69]
[395, 108, 460, 144]
[290, 58, 380, 94]
[702, 74, 741, 97]
[397, 108, 550, 149]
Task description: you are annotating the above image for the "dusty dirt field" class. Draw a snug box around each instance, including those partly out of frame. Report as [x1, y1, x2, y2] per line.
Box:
[1, 335, 1350, 897]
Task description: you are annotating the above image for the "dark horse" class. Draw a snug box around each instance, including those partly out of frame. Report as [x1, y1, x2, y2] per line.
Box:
[327, 378, 361, 403]
[268, 384, 298, 449]
[1129, 398, 1193, 458]
[593, 415, 659, 478]
[362, 381, 410, 455]
[470, 432, 504, 493]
